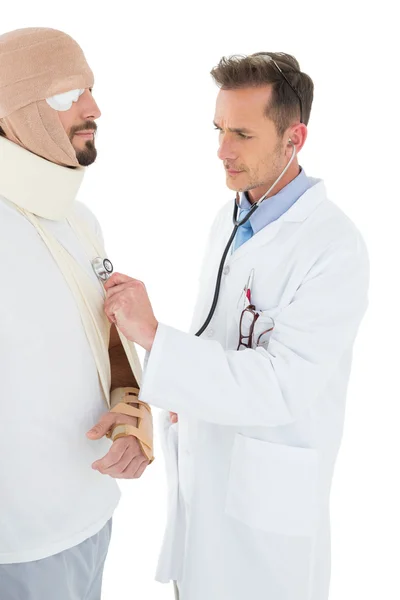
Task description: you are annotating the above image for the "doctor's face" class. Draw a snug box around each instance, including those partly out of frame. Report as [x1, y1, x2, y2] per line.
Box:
[57, 89, 101, 166]
[214, 86, 292, 201]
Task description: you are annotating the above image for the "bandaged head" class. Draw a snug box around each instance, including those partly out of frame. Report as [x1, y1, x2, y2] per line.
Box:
[0, 27, 94, 167]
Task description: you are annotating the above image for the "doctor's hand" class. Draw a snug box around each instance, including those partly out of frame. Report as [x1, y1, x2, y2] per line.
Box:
[104, 273, 158, 351]
[87, 412, 150, 479]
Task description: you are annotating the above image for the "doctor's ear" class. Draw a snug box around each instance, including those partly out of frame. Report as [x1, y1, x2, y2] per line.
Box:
[285, 123, 308, 154]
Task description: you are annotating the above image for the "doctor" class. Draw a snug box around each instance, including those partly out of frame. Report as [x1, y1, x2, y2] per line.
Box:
[104, 52, 369, 600]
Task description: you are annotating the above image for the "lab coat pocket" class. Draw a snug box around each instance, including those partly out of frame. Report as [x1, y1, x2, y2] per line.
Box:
[251, 312, 275, 351]
[233, 306, 278, 352]
[225, 434, 319, 537]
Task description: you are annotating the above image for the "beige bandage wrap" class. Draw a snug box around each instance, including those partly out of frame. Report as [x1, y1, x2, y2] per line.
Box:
[0, 28, 94, 167]
[107, 387, 154, 463]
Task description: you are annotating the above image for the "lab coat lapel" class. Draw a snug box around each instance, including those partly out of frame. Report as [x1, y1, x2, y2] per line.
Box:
[228, 181, 327, 263]
[229, 218, 284, 263]
[282, 180, 326, 223]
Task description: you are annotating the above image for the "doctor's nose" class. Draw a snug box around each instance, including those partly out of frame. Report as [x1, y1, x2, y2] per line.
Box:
[217, 137, 238, 162]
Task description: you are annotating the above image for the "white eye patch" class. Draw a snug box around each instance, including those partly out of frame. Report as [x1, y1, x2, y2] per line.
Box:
[46, 88, 85, 111]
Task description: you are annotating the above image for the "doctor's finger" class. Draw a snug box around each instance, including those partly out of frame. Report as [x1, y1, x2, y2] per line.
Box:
[104, 294, 125, 322]
[105, 282, 134, 301]
[104, 295, 141, 325]
[104, 299, 126, 325]
[104, 272, 135, 291]
[105, 279, 146, 301]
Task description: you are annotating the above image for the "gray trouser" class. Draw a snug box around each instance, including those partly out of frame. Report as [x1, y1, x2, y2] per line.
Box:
[0, 520, 112, 600]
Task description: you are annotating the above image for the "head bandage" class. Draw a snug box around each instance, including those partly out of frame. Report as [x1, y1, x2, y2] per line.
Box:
[0, 27, 94, 167]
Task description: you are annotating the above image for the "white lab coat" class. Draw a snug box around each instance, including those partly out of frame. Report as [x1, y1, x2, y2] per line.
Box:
[140, 180, 369, 600]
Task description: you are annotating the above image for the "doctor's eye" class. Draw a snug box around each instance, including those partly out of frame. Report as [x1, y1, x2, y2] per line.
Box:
[237, 132, 252, 140]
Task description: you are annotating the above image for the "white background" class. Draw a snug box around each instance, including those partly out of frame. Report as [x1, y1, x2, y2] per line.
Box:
[3, 1, 399, 598]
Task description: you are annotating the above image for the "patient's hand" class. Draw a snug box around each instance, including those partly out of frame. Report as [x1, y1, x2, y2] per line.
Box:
[87, 412, 149, 479]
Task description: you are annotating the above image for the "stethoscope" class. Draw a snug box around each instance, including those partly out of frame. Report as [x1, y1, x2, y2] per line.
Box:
[195, 141, 297, 337]
[89, 142, 296, 332]
[92, 256, 114, 281]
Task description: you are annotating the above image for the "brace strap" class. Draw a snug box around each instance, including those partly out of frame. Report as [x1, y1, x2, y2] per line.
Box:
[106, 387, 154, 463]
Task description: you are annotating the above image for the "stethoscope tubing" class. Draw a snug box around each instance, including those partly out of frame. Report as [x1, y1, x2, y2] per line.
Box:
[195, 142, 296, 337]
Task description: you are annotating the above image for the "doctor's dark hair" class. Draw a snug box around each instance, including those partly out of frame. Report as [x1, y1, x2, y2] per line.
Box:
[210, 52, 314, 135]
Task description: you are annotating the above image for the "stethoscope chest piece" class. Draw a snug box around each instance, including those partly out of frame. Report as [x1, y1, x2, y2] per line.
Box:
[92, 257, 114, 281]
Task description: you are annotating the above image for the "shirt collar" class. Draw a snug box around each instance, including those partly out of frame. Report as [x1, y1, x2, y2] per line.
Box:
[239, 167, 311, 234]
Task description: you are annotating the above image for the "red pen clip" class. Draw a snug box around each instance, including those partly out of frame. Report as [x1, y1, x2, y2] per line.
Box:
[244, 269, 255, 306]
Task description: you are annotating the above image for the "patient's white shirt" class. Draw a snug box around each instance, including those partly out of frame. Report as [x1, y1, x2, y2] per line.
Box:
[0, 196, 120, 564]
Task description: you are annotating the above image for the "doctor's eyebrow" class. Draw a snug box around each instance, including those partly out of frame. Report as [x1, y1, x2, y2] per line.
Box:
[213, 121, 255, 135]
